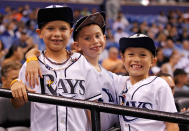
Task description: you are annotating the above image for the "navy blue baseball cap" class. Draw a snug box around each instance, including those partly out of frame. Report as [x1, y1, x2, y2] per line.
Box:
[37, 5, 74, 29]
[119, 34, 156, 56]
[73, 12, 106, 41]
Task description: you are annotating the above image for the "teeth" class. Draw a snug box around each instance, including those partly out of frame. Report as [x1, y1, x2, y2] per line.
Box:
[92, 47, 99, 50]
[52, 40, 62, 42]
[131, 65, 142, 69]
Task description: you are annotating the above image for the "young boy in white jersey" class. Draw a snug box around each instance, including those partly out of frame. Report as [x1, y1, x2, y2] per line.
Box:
[72, 12, 119, 131]
[10, 5, 102, 131]
[113, 34, 179, 131]
[11, 11, 118, 131]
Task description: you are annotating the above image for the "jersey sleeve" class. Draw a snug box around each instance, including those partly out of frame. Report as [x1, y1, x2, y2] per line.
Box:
[112, 73, 129, 104]
[85, 68, 102, 101]
[156, 78, 177, 113]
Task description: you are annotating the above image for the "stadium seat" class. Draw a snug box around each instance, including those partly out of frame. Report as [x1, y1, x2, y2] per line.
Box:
[0, 97, 30, 129]
[175, 97, 189, 112]
[179, 111, 189, 131]
[174, 90, 189, 98]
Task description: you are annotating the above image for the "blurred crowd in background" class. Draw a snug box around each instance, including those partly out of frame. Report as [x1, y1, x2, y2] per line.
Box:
[0, 2, 189, 87]
[0, 1, 189, 130]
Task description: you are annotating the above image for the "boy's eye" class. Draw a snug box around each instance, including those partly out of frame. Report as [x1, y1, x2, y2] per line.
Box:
[60, 27, 67, 31]
[128, 53, 134, 56]
[84, 37, 90, 40]
[96, 34, 100, 38]
[47, 27, 54, 30]
[140, 54, 146, 56]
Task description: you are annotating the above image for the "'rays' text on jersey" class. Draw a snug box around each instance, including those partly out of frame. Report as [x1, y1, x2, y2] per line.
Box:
[41, 74, 85, 98]
[119, 95, 153, 122]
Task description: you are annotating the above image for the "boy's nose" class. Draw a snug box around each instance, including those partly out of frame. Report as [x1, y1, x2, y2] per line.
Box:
[92, 37, 98, 43]
[54, 30, 61, 37]
[133, 56, 140, 61]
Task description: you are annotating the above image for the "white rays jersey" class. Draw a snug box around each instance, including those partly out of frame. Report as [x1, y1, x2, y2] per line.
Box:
[95, 67, 119, 131]
[113, 75, 177, 131]
[18, 52, 102, 131]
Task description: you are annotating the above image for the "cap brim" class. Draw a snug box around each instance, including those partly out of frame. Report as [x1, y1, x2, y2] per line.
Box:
[75, 12, 105, 32]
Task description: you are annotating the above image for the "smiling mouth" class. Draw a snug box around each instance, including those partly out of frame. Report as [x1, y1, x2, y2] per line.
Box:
[51, 40, 63, 43]
[130, 64, 143, 70]
[90, 46, 102, 50]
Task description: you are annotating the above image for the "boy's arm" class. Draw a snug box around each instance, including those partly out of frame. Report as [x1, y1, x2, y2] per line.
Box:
[165, 122, 179, 131]
[25, 48, 42, 88]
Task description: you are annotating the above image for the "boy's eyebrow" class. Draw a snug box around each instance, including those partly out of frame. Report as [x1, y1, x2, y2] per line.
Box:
[45, 24, 68, 28]
[80, 31, 102, 36]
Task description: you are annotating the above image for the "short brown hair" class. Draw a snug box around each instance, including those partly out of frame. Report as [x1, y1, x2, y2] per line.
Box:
[1, 61, 22, 78]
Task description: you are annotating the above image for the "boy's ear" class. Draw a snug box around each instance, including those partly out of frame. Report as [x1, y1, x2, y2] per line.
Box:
[73, 41, 81, 52]
[70, 28, 74, 35]
[151, 57, 157, 67]
[103, 35, 106, 41]
[120, 52, 125, 62]
[36, 29, 42, 38]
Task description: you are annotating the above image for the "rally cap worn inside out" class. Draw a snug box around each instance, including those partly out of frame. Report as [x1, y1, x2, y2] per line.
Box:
[37, 5, 74, 29]
[73, 12, 106, 41]
[119, 34, 156, 56]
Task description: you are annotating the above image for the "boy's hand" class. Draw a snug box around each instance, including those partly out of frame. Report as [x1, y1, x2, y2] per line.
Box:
[25, 60, 42, 88]
[11, 80, 35, 107]
[25, 48, 42, 88]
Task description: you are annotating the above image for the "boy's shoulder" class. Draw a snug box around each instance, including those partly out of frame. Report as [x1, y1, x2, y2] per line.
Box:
[148, 76, 171, 92]
[112, 73, 129, 86]
[152, 76, 169, 86]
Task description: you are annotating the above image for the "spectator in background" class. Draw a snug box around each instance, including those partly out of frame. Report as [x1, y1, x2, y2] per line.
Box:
[156, 32, 167, 48]
[157, 11, 168, 24]
[137, 21, 148, 34]
[162, 39, 175, 58]
[174, 40, 189, 73]
[178, 30, 189, 42]
[130, 21, 139, 34]
[0, 40, 7, 65]
[1, 20, 17, 49]
[1, 61, 21, 89]
[73, 9, 81, 23]
[14, 29, 37, 54]
[151, 48, 169, 75]
[156, 48, 169, 68]
[106, 27, 115, 44]
[0, 61, 30, 131]
[164, 23, 172, 36]
[106, 0, 120, 20]
[112, 16, 126, 31]
[117, 11, 129, 28]
[91, 8, 97, 14]
[15, 23, 25, 39]
[2, 44, 24, 66]
[102, 46, 125, 74]
[181, 40, 189, 58]
[161, 51, 180, 76]
[114, 27, 129, 44]
[149, 23, 159, 36]
[174, 68, 189, 91]
[80, 8, 90, 16]
[168, 26, 179, 42]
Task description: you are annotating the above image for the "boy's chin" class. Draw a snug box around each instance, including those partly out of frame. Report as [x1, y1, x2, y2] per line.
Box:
[129, 72, 146, 77]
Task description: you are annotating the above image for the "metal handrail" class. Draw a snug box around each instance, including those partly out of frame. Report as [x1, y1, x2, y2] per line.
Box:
[0, 88, 189, 131]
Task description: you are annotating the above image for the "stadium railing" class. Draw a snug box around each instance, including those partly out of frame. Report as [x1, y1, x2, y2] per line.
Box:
[0, 88, 189, 131]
